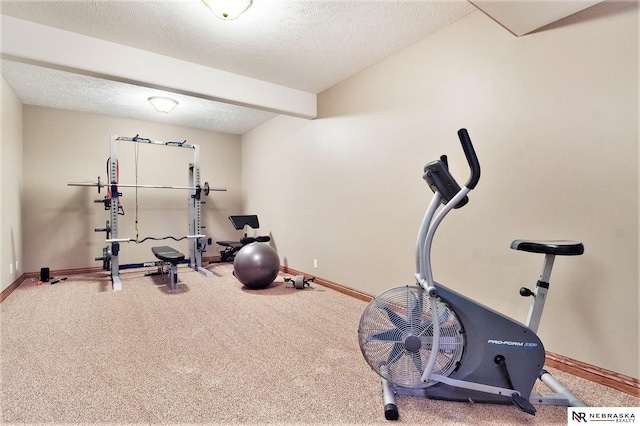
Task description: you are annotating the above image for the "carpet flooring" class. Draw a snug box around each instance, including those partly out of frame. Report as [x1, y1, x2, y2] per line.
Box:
[1, 263, 638, 425]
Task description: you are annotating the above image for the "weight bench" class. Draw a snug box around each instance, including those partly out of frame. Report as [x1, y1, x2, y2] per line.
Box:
[215, 215, 270, 262]
[151, 246, 185, 291]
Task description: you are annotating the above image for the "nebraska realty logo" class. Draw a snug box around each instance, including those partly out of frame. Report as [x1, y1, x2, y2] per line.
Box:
[569, 407, 639, 423]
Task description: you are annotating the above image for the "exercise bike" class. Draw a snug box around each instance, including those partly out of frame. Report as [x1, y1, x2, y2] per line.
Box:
[358, 129, 586, 420]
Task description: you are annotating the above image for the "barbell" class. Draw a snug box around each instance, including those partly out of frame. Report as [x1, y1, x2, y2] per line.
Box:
[68, 177, 226, 196]
[105, 234, 205, 243]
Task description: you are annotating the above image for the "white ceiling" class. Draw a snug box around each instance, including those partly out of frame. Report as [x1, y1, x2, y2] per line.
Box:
[0, 0, 604, 135]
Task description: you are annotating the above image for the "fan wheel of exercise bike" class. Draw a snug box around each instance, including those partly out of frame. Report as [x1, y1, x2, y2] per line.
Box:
[358, 285, 465, 388]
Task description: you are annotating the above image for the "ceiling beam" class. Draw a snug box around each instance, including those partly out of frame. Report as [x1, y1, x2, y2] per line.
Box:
[1, 15, 317, 119]
[469, 0, 604, 37]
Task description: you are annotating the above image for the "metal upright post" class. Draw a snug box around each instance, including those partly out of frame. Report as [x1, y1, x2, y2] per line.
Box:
[188, 160, 196, 267]
[109, 134, 122, 291]
[189, 145, 213, 278]
[525, 254, 556, 333]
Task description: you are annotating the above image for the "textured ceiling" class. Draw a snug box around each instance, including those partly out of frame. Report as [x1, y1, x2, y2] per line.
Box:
[1, 59, 275, 134]
[1, 1, 476, 93]
[0, 0, 476, 134]
[0, 1, 604, 135]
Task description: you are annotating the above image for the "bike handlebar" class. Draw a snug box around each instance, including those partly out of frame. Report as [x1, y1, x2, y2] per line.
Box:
[457, 128, 481, 189]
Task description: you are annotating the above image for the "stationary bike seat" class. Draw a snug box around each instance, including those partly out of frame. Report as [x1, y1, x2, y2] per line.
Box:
[510, 240, 584, 256]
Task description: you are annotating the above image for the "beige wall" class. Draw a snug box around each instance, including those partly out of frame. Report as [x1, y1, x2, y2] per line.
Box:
[1, 76, 23, 291]
[242, 3, 639, 379]
[21, 106, 243, 273]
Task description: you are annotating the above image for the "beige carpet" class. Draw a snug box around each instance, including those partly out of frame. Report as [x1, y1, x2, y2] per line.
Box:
[1, 264, 637, 425]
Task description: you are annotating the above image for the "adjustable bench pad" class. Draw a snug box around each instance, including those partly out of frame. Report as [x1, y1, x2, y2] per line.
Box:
[152, 246, 185, 264]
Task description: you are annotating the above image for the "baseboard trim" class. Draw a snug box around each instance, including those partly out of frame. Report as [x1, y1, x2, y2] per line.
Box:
[1, 267, 106, 303]
[545, 352, 639, 397]
[1, 273, 26, 303]
[281, 266, 373, 302]
[21, 266, 104, 280]
[281, 266, 640, 398]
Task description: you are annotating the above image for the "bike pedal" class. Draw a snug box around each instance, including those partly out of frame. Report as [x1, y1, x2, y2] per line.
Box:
[511, 393, 536, 415]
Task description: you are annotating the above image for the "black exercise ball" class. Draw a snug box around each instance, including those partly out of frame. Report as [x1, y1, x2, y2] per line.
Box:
[233, 242, 280, 289]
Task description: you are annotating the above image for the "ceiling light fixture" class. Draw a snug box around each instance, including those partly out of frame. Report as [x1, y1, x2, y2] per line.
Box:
[202, 0, 253, 20]
[148, 96, 178, 113]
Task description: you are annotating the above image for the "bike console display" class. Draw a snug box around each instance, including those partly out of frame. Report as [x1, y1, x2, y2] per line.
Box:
[423, 159, 469, 209]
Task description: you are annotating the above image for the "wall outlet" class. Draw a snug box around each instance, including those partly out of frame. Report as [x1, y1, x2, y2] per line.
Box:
[10, 263, 13, 274]
[313, 259, 318, 269]
[15, 260, 19, 272]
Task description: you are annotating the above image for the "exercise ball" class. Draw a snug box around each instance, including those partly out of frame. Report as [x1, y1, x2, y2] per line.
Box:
[233, 242, 280, 289]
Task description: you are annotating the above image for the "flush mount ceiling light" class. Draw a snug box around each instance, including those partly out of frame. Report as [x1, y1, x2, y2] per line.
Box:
[202, 0, 253, 20]
[147, 96, 178, 113]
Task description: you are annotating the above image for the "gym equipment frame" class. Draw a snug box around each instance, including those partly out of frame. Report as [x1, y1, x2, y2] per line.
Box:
[213, 215, 270, 262]
[70, 134, 219, 290]
[358, 129, 586, 420]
